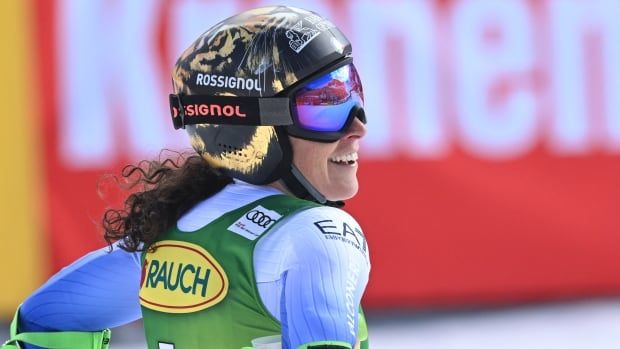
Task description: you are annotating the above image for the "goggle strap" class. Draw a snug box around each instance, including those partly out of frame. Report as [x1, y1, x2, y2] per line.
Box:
[170, 94, 292, 129]
[258, 98, 293, 126]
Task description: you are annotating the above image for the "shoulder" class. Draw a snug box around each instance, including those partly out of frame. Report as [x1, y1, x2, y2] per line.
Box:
[178, 181, 282, 231]
[276, 205, 370, 266]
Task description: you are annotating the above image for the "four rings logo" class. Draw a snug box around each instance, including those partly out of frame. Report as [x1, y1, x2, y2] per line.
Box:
[245, 210, 275, 228]
[228, 205, 283, 240]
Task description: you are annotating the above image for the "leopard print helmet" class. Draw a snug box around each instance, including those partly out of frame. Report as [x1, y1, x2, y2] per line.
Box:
[171, 6, 352, 202]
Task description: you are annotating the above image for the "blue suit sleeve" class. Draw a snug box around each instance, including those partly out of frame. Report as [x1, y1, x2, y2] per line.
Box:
[18, 242, 143, 333]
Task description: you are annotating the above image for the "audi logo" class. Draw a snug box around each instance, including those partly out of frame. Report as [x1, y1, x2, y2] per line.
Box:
[245, 210, 276, 227]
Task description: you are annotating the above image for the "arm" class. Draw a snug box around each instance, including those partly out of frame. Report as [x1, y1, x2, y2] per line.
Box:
[279, 207, 370, 349]
[7, 242, 143, 348]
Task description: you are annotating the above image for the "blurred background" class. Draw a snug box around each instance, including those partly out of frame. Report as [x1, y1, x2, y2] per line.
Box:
[1, 0, 620, 347]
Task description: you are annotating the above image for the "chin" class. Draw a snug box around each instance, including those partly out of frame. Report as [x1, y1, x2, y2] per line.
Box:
[324, 183, 359, 202]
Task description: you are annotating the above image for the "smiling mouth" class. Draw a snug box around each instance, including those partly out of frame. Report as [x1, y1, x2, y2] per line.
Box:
[329, 152, 358, 165]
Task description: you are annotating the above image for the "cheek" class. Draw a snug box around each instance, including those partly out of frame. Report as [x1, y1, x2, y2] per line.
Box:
[313, 152, 330, 175]
[289, 138, 337, 176]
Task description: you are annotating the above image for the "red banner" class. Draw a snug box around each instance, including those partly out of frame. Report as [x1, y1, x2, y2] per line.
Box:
[35, 0, 620, 308]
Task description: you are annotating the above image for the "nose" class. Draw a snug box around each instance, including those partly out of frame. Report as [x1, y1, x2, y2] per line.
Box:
[343, 116, 367, 140]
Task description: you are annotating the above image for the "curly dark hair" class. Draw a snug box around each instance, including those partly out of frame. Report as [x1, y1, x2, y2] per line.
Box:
[102, 153, 233, 252]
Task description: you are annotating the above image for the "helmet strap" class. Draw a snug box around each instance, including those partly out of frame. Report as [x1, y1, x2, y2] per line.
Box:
[275, 127, 344, 207]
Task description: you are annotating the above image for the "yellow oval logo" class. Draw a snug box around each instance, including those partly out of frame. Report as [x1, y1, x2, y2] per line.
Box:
[139, 240, 228, 313]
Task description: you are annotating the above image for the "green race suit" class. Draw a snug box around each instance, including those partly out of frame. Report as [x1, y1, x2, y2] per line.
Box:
[139, 194, 368, 349]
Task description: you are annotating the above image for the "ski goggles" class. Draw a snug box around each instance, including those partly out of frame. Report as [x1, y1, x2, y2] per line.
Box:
[169, 58, 366, 142]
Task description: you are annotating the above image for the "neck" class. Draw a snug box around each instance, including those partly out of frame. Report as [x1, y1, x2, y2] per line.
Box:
[267, 180, 293, 196]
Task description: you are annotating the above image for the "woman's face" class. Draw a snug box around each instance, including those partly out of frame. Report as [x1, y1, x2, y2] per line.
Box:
[289, 117, 367, 201]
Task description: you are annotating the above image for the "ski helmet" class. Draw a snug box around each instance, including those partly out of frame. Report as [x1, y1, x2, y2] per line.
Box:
[169, 6, 364, 204]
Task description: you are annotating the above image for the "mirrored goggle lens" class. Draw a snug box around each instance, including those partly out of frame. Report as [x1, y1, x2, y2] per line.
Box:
[294, 63, 364, 132]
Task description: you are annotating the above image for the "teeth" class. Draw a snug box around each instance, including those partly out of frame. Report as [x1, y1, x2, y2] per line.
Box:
[329, 152, 358, 164]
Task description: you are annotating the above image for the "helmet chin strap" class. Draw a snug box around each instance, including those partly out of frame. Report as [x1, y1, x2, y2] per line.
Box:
[280, 164, 344, 207]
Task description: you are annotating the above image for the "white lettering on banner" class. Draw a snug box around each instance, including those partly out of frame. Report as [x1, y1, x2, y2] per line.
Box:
[549, 0, 620, 153]
[58, 0, 113, 167]
[59, 0, 185, 168]
[57, 0, 620, 168]
[352, 0, 443, 158]
[453, 0, 537, 158]
[113, 1, 172, 161]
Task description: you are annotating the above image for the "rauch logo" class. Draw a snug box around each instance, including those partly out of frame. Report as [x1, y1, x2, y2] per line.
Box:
[139, 240, 228, 313]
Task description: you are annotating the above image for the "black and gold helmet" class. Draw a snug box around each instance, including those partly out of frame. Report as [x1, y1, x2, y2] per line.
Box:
[170, 6, 354, 203]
